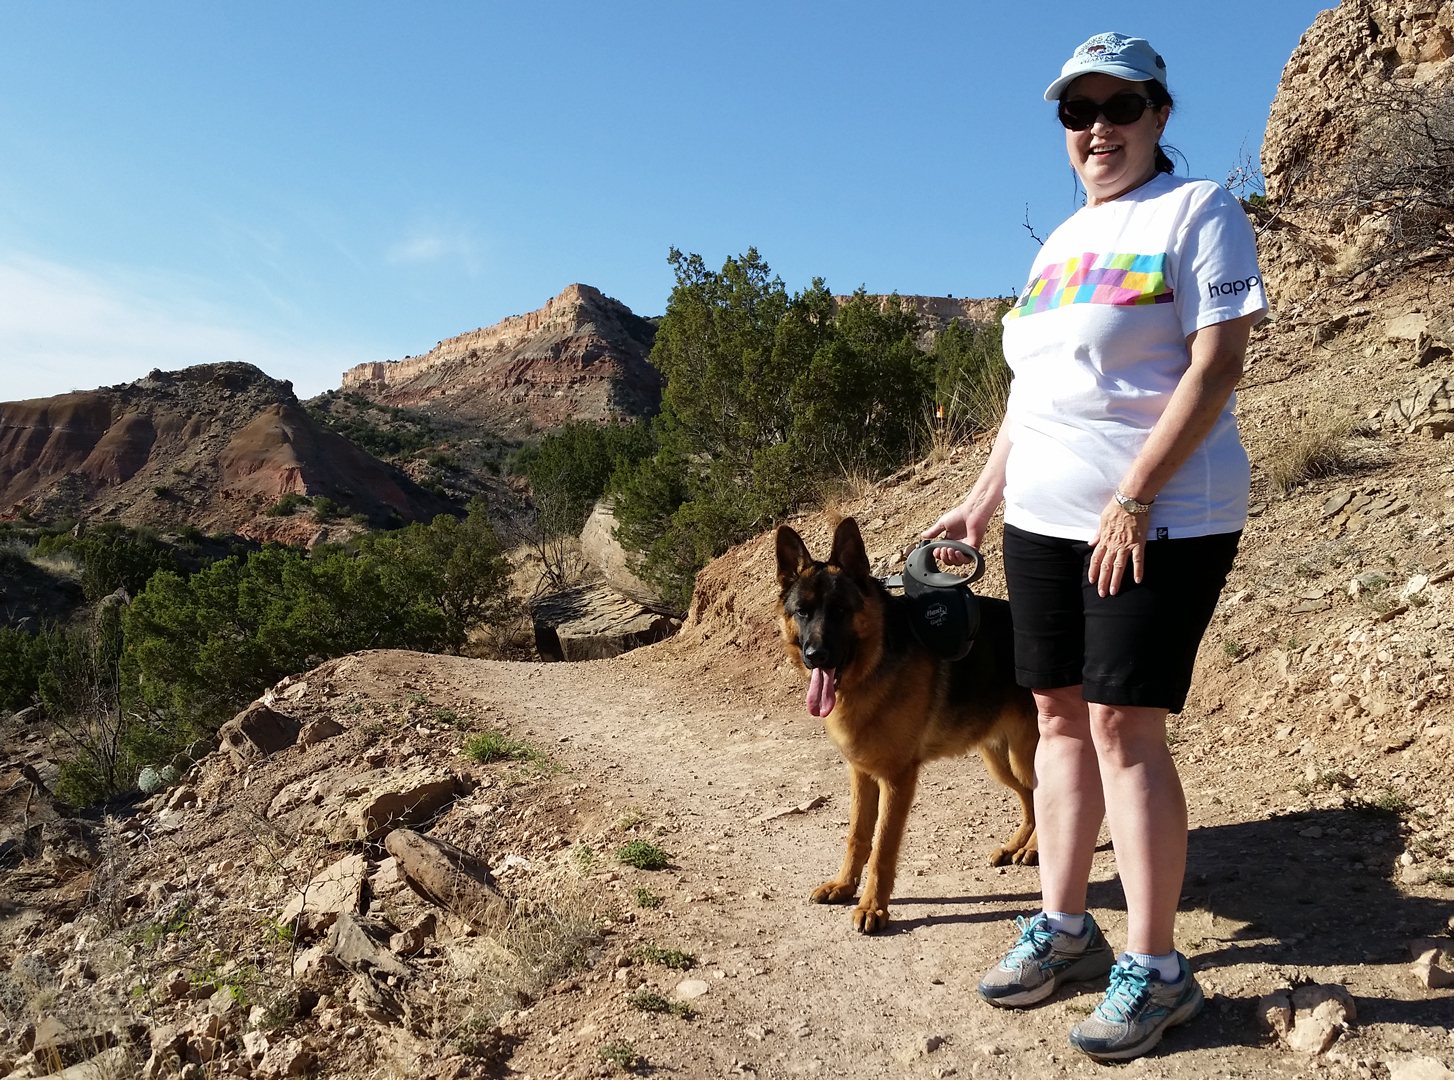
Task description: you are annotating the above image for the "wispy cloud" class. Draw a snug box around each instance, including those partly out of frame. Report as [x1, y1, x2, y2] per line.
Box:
[0, 255, 364, 401]
[385, 222, 479, 268]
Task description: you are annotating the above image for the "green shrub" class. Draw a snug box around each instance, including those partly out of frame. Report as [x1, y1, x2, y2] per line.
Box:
[616, 840, 669, 870]
[598, 1039, 637, 1071]
[121, 500, 514, 755]
[633, 944, 696, 970]
[627, 989, 693, 1018]
[36, 524, 180, 602]
[610, 249, 939, 611]
[306, 393, 442, 460]
[463, 731, 542, 766]
[0, 626, 48, 712]
[266, 493, 311, 517]
[931, 314, 1013, 435]
[632, 887, 663, 909]
[517, 419, 655, 537]
[311, 496, 342, 521]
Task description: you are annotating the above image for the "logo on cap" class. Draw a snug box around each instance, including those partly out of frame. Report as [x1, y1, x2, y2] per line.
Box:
[1077, 32, 1130, 59]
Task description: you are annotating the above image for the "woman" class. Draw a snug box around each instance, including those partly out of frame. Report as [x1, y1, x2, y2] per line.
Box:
[923, 33, 1267, 1062]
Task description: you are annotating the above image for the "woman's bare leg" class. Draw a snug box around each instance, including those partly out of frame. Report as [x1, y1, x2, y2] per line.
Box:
[1032, 685, 1105, 916]
[1089, 703, 1184, 956]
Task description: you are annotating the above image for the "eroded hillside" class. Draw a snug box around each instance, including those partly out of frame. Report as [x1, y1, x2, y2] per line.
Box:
[0, 364, 453, 544]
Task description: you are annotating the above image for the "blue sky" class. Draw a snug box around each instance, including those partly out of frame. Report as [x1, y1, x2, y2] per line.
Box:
[0, 2, 1330, 402]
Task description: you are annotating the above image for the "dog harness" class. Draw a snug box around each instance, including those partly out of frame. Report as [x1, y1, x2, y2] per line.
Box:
[881, 539, 984, 662]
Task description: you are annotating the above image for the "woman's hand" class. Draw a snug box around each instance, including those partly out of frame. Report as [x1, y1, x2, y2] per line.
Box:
[1089, 499, 1149, 597]
[921, 500, 994, 563]
[919, 426, 1013, 565]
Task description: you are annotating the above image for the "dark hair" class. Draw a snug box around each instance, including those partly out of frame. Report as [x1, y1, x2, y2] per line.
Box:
[1144, 81, 1176, 175]
[1059, 79, 1177, 174]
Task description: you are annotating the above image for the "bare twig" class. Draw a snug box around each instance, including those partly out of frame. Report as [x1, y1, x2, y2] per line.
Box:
[1022, 205, 1044, 247]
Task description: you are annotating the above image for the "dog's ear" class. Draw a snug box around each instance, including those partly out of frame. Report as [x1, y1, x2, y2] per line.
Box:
[776, 526, 813, 591]
[827, 517, 871, 583]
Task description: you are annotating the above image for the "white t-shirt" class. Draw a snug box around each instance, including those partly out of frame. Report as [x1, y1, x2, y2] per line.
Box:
[1000, 173, 1268, 541]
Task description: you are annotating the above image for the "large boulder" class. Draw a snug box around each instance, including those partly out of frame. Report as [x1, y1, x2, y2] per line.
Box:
[1259, 0, 1454, 298]
[532, 582, 677, 662]
[579, 500, 677, 614]
[217, 703, 300, 764]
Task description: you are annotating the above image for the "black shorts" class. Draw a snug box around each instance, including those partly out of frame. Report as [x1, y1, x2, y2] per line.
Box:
[1002, 523, 1240, 714]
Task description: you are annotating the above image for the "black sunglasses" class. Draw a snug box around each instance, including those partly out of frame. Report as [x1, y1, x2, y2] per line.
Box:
[1058, 92, 1157, 131]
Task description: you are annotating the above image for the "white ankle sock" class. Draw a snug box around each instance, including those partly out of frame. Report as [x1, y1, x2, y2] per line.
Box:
[1122, 950, 1181, 982]
[1044, 911, 1086, 937]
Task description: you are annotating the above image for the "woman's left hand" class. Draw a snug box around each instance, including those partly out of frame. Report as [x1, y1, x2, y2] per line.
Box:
[1089, 499, 1150, 597]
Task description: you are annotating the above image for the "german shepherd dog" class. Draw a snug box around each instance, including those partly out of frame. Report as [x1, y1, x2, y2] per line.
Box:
[775, 516, 1040, 933]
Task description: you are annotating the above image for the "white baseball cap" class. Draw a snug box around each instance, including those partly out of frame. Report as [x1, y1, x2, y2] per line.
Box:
[1044, 32, 1168, 102]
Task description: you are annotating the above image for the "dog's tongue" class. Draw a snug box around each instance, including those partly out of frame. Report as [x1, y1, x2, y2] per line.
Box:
[806, 667, 837, 717]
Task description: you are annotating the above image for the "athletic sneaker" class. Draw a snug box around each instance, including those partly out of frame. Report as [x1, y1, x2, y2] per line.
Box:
[1069, 952, 1204, 1061]
[977, 912, 1115, 1008]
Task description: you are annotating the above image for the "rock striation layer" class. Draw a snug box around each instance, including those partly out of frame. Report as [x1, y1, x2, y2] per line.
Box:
[339, 284, 661, 431]
[0, 362, 450, 541]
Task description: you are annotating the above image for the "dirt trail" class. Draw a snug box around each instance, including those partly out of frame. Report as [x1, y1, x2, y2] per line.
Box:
[345, 649, 1452, 1079]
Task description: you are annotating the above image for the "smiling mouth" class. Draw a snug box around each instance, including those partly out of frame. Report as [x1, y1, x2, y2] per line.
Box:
[1089, 144, 1122, 157]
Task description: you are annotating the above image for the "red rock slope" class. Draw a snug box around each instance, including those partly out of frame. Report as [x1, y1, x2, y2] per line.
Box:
[0, 363, 452, 542]
[339, 284, 661, 431]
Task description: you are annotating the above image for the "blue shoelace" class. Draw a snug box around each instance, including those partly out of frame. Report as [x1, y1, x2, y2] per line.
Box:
[1001, 915, 1056, 967]
[1096, 962, 1155, 1023]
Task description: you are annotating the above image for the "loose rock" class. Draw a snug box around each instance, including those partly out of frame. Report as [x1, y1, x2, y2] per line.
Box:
[1257, 990, 1293, 1038]
[1410, 939, 1454, 989]
[217, 703, 301, 764]
[268, 765, 468, 842]
[297, 718, 345, 748]
[278, 852, 367, 930]
[257, 1040, 313, 1079]
[383, 828, 506, 924]
[674, 978, 710, 1000]
[1385, 1056, 1454, 1080]
[327, 912, 412, 979]
[1285, 984, 1356, 1054]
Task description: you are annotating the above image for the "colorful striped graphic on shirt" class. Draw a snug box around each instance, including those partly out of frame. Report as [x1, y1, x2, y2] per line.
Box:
[1004, 252, 1173, 320]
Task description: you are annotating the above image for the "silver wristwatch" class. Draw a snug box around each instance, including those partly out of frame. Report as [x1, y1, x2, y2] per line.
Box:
[1114, 489, 1154, 515]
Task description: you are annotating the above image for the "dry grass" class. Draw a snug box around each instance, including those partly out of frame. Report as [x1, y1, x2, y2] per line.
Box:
[1260, 411, 1355, 495]
[921, 405, 967, 466]
[433, 869, 602, 1029]
[817, 467, 881, 522]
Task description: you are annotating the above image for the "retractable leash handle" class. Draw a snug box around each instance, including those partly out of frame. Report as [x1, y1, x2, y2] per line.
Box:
[908, 538, 986, 588]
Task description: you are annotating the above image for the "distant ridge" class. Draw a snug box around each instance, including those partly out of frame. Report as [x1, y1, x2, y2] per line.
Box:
[339, 284, 661, 432]
[0, 362, 452, 543]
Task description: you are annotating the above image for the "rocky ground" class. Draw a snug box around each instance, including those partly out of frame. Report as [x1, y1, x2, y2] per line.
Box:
[2, 633, 1449, 1080]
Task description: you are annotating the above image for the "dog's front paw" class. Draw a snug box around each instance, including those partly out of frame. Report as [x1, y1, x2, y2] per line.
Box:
[810, 879, 857, 904]
[990, 842, 1040, 867]
[851, 900, 889, 934]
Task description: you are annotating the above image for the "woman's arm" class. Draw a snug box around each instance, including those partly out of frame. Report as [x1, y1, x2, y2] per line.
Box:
[921, 423, 1013, 562]
[1089, 311, 1260, 596]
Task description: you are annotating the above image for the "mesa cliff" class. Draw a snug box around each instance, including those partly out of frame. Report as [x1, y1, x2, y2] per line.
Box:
[339, 284, 661, 431]
[0, 363, 452, 543]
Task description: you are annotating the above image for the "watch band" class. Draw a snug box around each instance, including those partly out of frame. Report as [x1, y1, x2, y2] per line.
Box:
[1114, 489, 1154, 515]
